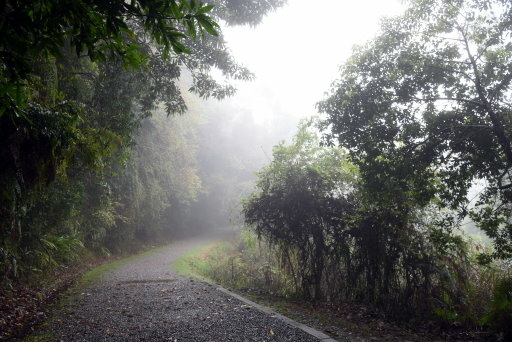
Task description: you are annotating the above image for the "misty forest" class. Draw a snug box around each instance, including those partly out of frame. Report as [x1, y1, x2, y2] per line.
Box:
[1, 0, 512, 341]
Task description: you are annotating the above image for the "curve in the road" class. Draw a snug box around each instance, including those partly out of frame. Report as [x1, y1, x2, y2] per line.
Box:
[47, 234, 341, 341]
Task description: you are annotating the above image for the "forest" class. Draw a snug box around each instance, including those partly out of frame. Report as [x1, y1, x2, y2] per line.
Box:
[1, 0, 512, 340]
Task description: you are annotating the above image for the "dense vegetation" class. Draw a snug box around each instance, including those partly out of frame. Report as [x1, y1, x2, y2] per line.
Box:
[243, 0, 512, 336]
[0, 0, 286, 286]
[2, 0, 512, 338]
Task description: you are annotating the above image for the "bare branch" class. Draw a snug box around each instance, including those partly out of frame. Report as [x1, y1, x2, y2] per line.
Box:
[433, 36, 465, 42]
[434, 58, 471, 65]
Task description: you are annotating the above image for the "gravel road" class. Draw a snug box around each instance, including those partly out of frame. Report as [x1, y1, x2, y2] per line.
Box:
[48, 233, 325, 341]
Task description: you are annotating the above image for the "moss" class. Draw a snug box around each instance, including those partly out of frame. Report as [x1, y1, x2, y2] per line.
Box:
[23, 329, 54, 342]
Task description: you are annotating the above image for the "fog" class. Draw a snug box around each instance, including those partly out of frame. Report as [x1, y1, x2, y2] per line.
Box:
[183, 0, 404, 233]
[5, 4, 511, 334]
[221, 0, 403, 128]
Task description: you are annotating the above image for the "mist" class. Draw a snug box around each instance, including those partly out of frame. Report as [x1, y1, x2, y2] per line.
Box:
[3, 0, 511, 340]
[173, 0, 405, 237]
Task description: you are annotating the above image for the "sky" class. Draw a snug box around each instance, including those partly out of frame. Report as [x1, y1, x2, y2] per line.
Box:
[217, 0, 405, 132]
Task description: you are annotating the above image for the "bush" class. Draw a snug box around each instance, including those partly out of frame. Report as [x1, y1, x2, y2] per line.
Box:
[482, 277, 512, 339]
[194, 230, 299, 297]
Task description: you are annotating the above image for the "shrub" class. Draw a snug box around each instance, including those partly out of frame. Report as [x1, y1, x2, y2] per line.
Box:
[482, 277, 512, 339]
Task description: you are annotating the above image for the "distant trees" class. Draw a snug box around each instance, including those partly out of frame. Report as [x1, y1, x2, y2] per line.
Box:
[318, 0, 512, 259]
[188, 105, 283, 231]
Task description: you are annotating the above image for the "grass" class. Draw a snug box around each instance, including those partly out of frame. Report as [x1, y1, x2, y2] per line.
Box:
[175, 234, 430, 341]
[172, 242, 221, 279]
[23, 330, 54, 342]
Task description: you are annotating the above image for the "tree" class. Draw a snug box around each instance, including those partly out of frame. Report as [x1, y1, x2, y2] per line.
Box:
[211, 0, 287, 26]
[0, 0, 283, 196]
[244, 120, 474, 317]
[0, 0, 220, 220]
[318, 0, 512, 259]
[243, 120, 356, 300]
[0, 0, 220, 114]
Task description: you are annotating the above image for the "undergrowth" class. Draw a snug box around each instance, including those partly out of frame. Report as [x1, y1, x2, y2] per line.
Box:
[176, 230, 298, 297]
[183, 229, 511, 339]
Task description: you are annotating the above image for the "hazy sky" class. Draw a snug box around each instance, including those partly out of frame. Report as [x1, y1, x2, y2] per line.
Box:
[218, 0, 405, 130]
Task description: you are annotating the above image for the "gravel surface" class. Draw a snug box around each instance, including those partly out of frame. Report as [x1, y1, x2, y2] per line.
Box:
[48, 233, 325, 341]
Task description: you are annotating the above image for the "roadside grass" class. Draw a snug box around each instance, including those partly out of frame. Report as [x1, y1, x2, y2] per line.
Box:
[23, 244, 171, 342]
[172, 234, 364, 340]
[176, 231, 445, 342]
[172, 242, 225, 279]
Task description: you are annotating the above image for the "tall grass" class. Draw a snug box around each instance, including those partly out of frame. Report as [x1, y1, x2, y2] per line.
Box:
[187, 229, 512, 335]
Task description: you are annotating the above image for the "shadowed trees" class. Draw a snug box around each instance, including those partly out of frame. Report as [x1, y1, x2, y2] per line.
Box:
[318, 0, 512, 260]
[0, 0, 287, 285]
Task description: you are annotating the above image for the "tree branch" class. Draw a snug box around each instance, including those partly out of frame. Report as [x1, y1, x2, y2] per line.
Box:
[433, 36, 465, 42]
[406, 124, 492, 153]
[460, 27, 512, 170]
[424, 64, 473, 81]
[432, 57, 471, 65]
[64, 72, 97, 80]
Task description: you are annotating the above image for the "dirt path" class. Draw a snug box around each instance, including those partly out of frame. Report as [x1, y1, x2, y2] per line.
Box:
[47, 233, 327, 341]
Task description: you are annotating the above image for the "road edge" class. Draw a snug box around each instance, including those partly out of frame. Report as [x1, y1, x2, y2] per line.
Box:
[201, 279, 338, 342]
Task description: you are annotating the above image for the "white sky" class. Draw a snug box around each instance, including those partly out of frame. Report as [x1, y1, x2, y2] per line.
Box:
[218, 0, 405, 129]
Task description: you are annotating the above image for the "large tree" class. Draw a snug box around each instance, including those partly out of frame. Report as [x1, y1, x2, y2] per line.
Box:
[0, 0, 222, 114]
[0, 0, 284, 193]
[318, 0, 512, 259]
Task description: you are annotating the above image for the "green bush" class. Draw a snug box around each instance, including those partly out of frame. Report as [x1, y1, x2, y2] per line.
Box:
[191, 230, 299, 297]
[482, 277, 512, 339]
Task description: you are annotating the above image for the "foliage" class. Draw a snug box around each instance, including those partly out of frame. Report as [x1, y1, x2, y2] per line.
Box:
[243, 120, 500, 321]
[108, 109, 202, 248]
[244, 120, 356, 300]
[0, 0, 287, 286]
[482, 276, 512, 338]
[177, 230, 297, 297]
[0, 0, 220, 114]
[186, 103, 281, 231]
[211, 0, 287, 26]
[318, 0, 512, 259]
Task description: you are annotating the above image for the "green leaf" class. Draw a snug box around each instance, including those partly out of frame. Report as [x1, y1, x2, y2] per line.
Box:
[197, 5, 215, 14]
[196, 16, 219, 36]
[40, 238, 57, 250]
[186, 19, 197, 39]
[170, 1, 183, 19]
[172, 41, 192, 54]
[181, 0, 191, 11]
